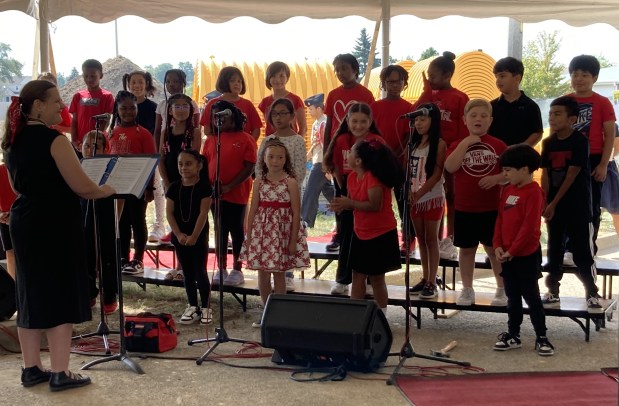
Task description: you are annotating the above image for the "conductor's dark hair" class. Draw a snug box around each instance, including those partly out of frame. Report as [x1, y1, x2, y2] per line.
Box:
[333, 53, 361, 79]
[499, 144, 541, 173]
[123, 70, 156, 98]
[410, 103, 442, 178]
[265, 61, 290, 90]
[354, 139, 404, 189]
[568, 54, 601, 77]
[216, 66, 246, 95]
[493, 57, 524, 76]
[82, 59, 103, 74]
[211, 99, 245, 132]
[379, 65, 409, 91]
[550, 96, 580, 118]
[429, 51, 456, 76]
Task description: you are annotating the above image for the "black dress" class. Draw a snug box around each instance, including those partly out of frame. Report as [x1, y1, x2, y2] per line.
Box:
[6, 125, 91, 328]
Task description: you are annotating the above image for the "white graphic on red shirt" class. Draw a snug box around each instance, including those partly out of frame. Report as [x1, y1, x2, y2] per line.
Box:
[342, 149, 351, 171]
[440, 109, 452, 122]
[333, 100, 358, 129]
[461, 143, 498, 177]
[505, 194, 519, 209]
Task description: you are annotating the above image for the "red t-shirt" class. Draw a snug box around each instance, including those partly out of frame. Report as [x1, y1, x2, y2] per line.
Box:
[568, 92, 616, 155]
[199, 97, 263, 136]
[69, 88, 114, 145]
[108, 125, 157, 155]
[332, 132, 384, 176]
[0, 164, 17, 212]
[414, 87, 469, 147]
[347, 171, 396, 240]
[447, 134, 507, 212]
[201, 131, 257, 204]
[324, 84, 375, 138]
[371, 98, 414, 155]
[258, 92, 305, 136]
[493, 182, 545, 257]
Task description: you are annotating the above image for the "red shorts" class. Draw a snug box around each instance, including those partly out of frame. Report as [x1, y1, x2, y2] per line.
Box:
[410, 204, 444, 221]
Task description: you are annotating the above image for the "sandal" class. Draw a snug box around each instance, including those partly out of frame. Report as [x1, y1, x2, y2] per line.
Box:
[164, 269, 179, 281]
[174, 270, 184, 281]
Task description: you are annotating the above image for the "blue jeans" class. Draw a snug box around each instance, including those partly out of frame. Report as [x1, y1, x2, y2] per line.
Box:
[301, 163, 334, 228]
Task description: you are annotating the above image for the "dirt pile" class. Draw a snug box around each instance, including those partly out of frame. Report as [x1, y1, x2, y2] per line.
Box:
[59, 55, 166, 104]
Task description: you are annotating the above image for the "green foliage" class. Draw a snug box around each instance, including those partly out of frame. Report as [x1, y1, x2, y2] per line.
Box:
[178, 61, 194, 84]
[521, 31, 571, 99]
[67, 67, 80, 81]
[419, 47, 439, 61]
[596, 54, 616, 68]
[145, 63, 173, 84]
[352, 28, 380, 78]
[56, 72, 66, 87]
[0, 43, 23, 82]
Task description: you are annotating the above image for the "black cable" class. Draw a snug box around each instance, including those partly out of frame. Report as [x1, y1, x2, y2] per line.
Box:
[290, 364, 347, 382]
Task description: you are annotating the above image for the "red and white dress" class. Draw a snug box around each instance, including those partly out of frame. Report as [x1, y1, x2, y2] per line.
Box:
[242, 176, 310, 272]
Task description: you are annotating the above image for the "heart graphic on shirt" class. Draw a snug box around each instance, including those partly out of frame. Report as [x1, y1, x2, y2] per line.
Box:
[333, 99, 358, 128]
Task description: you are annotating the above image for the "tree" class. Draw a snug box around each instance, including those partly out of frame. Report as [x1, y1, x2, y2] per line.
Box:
[178, 61, 194, 84]
[150, 63, 173, 84]
[0, 43, 23, 82]
[419, 47, 439, 61]
[521, 31, 571, 99]
[56, 72, 66, 87]
[67, 67, 80, 81]
[352, 28, 380, 78]
[596, 54, 615, 68]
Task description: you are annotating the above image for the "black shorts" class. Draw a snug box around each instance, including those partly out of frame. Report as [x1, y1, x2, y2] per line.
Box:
[349, 229, 401, 275]
[0, 223, 11, 251]
[453, 210, 497, 248]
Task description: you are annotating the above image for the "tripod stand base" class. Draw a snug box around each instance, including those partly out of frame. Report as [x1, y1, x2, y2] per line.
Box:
[81, 352, 145, 374]
[188, 327, 249, 365]
[386, 342, 470, 385]
[72, 321, 120, 355]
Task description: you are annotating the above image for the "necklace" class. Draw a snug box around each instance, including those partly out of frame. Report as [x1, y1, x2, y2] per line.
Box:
[179, 182, 196, 223]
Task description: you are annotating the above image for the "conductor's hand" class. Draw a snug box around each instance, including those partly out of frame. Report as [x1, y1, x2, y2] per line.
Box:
[144, 189, 154, 203]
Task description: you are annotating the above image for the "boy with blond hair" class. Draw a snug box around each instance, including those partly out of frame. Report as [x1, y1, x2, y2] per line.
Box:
[445, 99, 507, 306]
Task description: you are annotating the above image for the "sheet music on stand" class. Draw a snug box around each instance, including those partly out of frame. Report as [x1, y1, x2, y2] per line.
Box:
[81, 154, 159, 198]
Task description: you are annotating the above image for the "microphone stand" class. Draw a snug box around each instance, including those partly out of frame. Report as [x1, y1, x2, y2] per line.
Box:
[387, 116, 469, 385]
[188, 114, 249, 365]
[72, 118, 118, 355]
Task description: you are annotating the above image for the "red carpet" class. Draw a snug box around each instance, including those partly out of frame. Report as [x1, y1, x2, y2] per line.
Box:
[395, 370, 618, 406]
[141, 245, 232, 271]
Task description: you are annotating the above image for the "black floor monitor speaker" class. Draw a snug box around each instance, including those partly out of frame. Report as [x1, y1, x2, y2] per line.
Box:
[261, 294, 392, 372]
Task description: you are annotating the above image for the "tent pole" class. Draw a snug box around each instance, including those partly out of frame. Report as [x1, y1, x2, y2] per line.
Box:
[39, 0, 49, 74]
[363, 17, 381, 87]
[381, 0, 390, 68]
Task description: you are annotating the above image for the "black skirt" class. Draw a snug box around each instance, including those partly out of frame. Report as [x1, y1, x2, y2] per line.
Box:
[349, 228, 401, 275]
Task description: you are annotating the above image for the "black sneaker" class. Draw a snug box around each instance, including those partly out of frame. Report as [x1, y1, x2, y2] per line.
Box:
[493, 332, 522, 351]
[326, 239, 340, 251]
[587, 296, 604, 314]
[122, 259, 144, 275]
[409, 279, 426, 294]
[419, 283, 437, 299]
[535, 336, 555, 356]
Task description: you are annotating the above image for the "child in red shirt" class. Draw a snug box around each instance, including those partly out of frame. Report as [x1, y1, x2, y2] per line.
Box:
[201, 101, 257, 287]
[414, 51, 469, 260]
[200, 66, 262, 140]
[330, 139, 403, 314]
[69, 59, 114, 149]
[323, 102, 384, 296]
[493, 144, 553, 356]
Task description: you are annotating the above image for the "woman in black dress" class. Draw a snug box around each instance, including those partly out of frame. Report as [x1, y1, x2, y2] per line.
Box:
[2, 80, 115, 391]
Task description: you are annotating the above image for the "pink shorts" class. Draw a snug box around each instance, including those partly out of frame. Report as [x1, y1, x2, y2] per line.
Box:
[410, 204, 444, 221]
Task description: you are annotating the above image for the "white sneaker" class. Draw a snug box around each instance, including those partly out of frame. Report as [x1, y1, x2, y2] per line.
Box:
[491, 287, 508, 306]
[148, 228, 164, 243]
[213, 269, 229, 285]
[180, 306, 200, 324]
[563, 252, 575, 267]
[285, 276, 295, 292]
[330, 282, 349, 295]
[200, 308, 213, 325]
[439, 237, 458, 260]
[456, 287, 475, 306]
[223, 270, 245, 286]
[365, 283, 374, 296]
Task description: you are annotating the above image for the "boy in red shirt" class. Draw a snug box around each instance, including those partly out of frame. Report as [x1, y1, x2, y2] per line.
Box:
[445, 99, 507, 306]
[69, 59, 114, 149]
[492, 144, 553, 356]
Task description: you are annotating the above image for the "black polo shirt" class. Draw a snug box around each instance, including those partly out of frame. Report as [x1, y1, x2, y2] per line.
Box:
[489, 91, 543, 146]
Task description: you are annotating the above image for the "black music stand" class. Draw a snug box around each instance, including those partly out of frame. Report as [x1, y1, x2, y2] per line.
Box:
[72, 117, 118, 355]
[387, 113, 469, 385]
[187, 113, 249, 365]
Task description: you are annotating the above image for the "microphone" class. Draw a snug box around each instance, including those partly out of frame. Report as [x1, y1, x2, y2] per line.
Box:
[213, 109, 232, 117]
[400, 107, 431, 119]
[92, 113, 111, 121]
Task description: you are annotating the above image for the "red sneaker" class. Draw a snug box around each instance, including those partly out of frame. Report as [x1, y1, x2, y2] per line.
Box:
[103, 301, 118, 315]
[159, 232, 172, 244]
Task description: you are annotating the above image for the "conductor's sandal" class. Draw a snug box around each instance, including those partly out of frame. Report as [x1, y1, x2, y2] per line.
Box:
[49, 371, 91, 392]
[21, 365, 51, 387]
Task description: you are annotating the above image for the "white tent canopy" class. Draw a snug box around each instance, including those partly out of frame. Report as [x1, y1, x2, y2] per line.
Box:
[2, 0, 619, 73]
